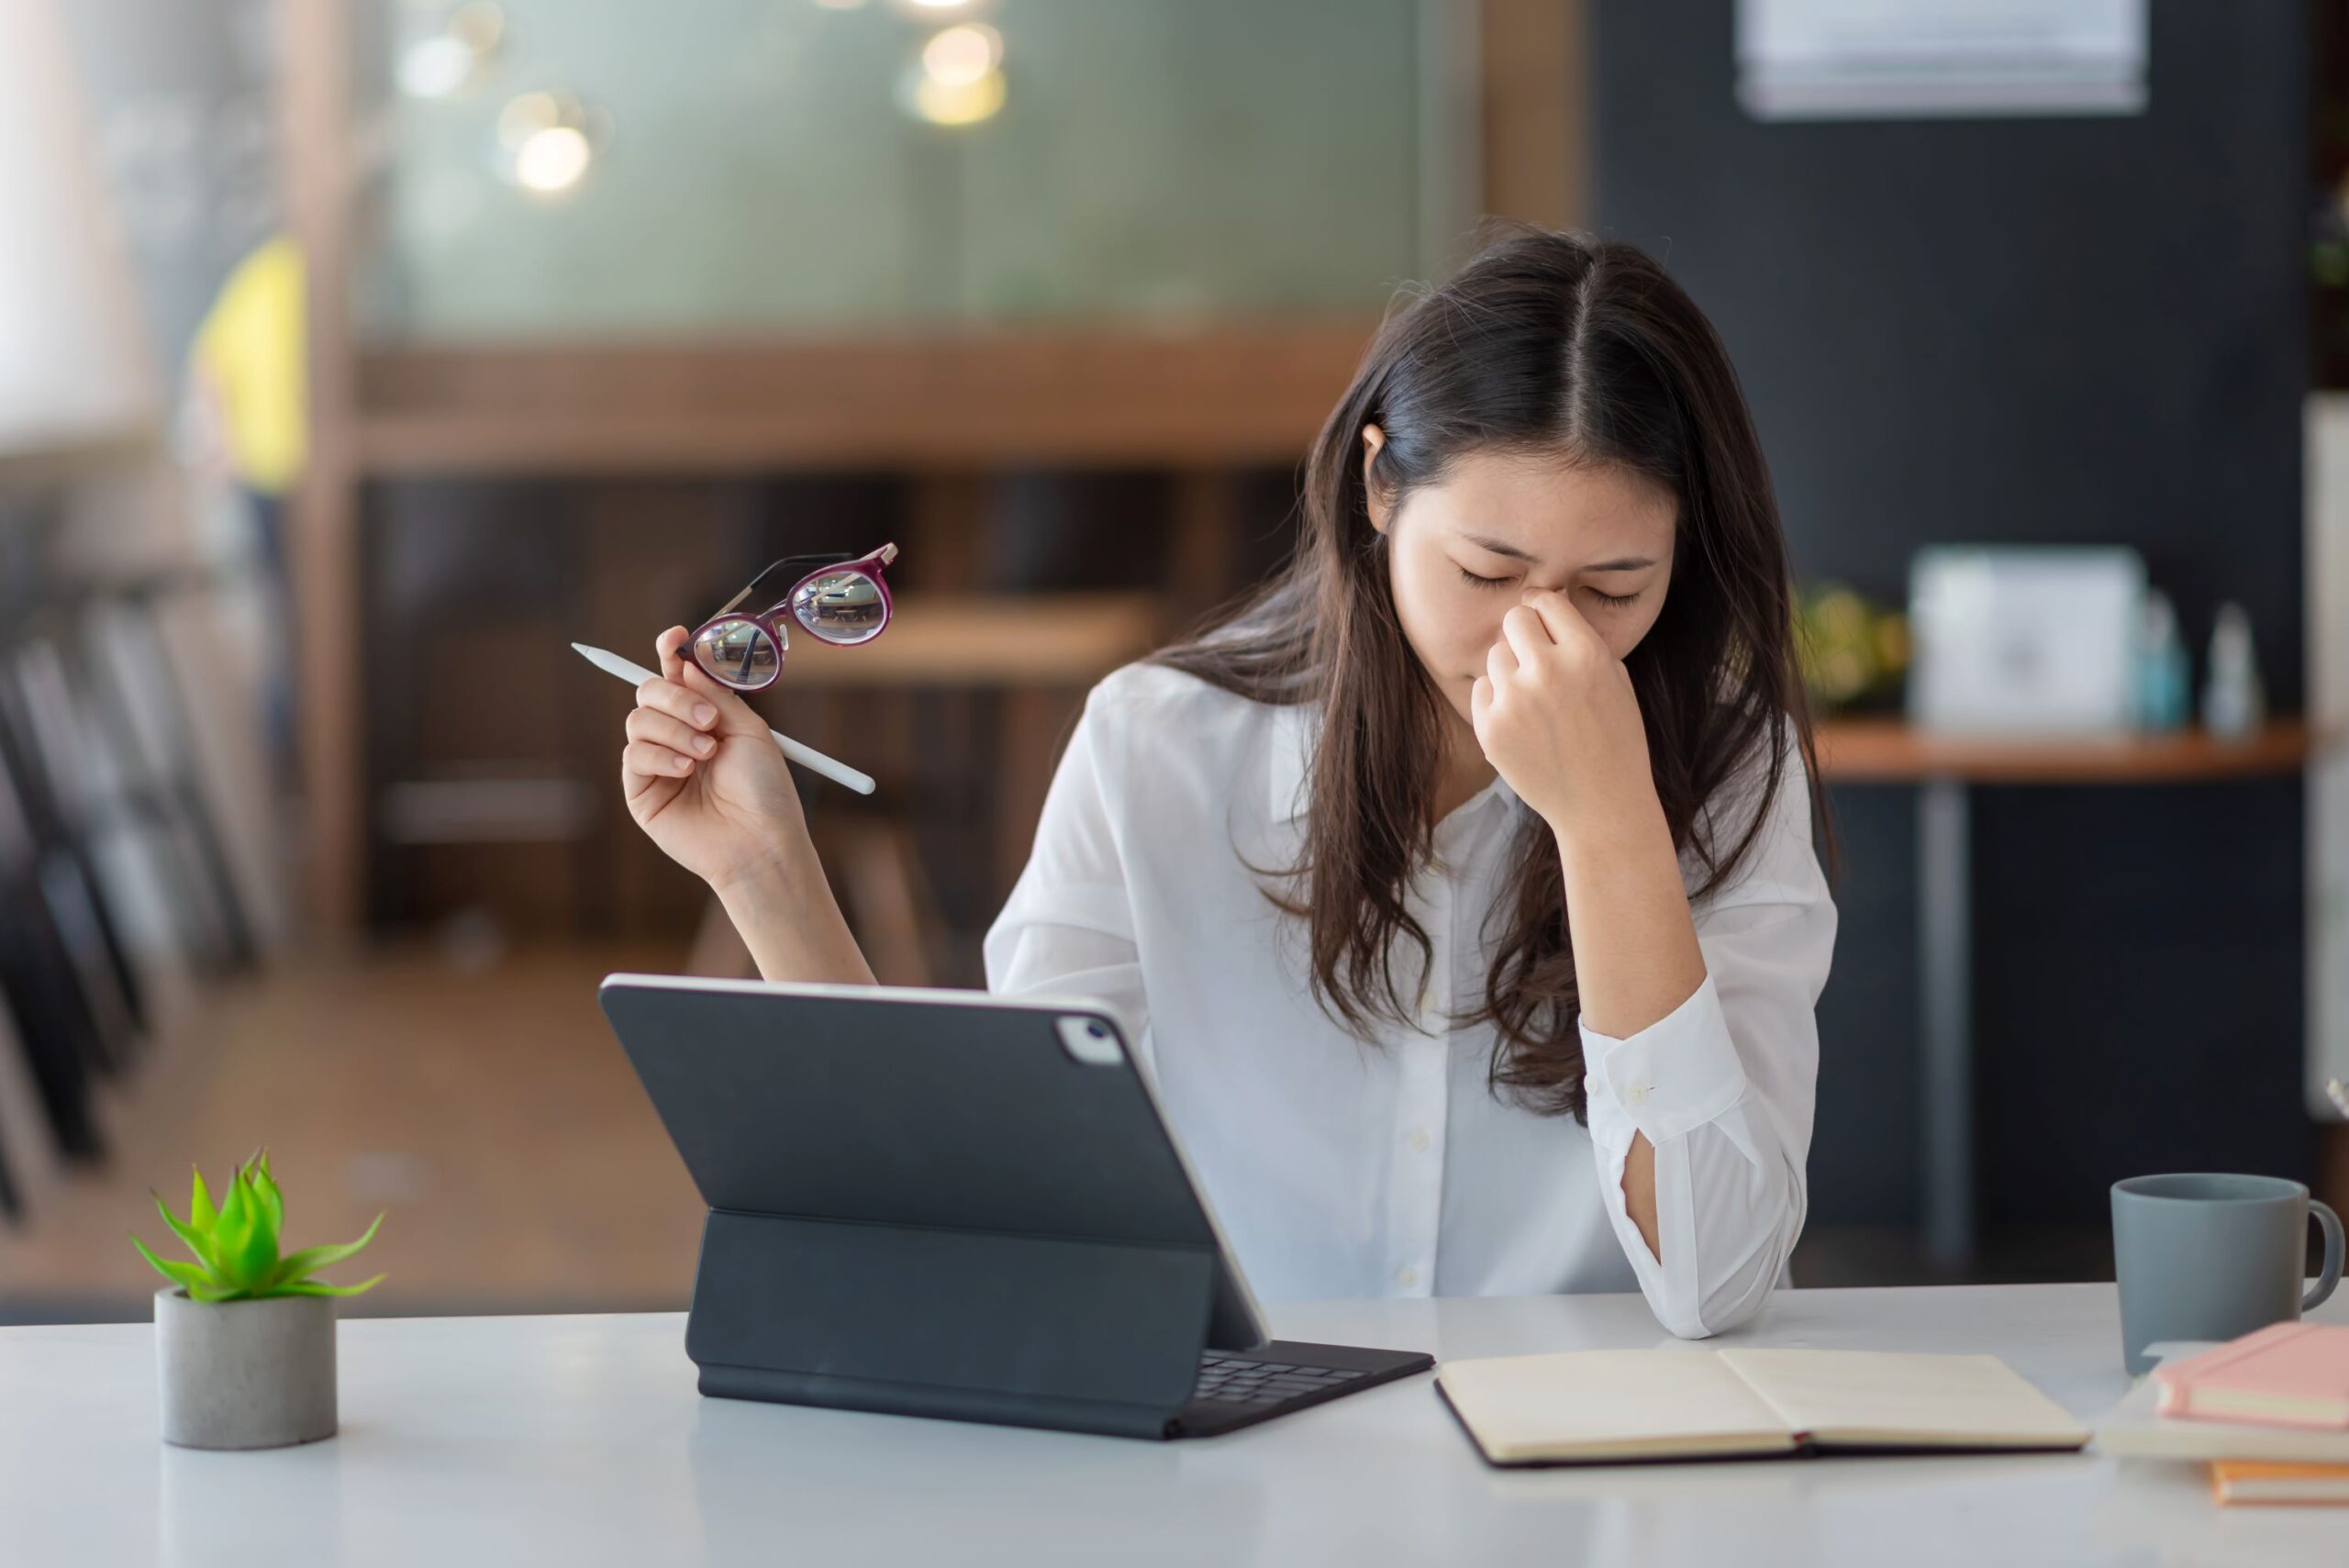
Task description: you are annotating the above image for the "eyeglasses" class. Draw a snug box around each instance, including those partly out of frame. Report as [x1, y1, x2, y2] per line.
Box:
[690, 543, 899, 691]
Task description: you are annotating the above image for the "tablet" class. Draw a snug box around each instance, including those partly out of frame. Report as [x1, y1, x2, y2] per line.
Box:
[600, 973, 1267, 1346]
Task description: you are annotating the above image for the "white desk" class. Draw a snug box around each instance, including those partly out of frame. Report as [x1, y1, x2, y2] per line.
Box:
[3, 1283, 2343, 1567]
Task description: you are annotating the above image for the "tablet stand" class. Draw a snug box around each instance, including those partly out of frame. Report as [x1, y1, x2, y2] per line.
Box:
[685, 1208, 1225, 1440]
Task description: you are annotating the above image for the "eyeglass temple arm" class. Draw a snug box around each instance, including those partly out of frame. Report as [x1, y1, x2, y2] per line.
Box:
[709, 552, 856, 617]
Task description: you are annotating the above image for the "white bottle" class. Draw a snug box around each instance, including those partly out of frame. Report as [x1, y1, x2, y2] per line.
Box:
[2200, 601, 2266, 740]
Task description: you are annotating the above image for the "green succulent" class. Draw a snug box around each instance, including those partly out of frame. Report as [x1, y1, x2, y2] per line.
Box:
[131, 1151, 384, 1302]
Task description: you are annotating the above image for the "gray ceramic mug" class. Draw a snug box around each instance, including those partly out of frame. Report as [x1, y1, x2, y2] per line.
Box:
[2110, 1173, 2344, 1375]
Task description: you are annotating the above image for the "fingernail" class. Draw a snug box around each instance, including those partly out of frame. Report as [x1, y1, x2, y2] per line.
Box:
[693, 734, 715, 755]
[673, 756, 694, 774]
[693, 704, 716, 726]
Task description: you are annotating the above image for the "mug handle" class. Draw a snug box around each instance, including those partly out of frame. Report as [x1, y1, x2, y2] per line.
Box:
[2308, 1200, 2345, 1313]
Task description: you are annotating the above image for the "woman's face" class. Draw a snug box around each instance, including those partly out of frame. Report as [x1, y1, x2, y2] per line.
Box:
[1363, 427, 1679, 730]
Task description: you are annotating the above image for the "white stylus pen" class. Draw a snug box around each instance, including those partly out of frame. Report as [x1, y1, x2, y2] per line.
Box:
[571, 642, 876, 795]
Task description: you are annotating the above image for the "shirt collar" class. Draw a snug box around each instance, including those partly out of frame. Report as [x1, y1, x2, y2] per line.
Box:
[1267, 700, 1522, 825]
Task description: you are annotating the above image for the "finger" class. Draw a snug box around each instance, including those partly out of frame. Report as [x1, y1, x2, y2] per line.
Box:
[1471, 673, 1494, 728]
[635, 675, 718, 734]
[674, 656, 775, 740]
[1486, 639, 1517, 690]
[1520, 587, 1601, 653]
[657, 625, 690, 683]
[624, 739, 698, 781]
[623, 745, 677, 804]
[627, 706, 718, 759]
[1500, 604, 1553, 670]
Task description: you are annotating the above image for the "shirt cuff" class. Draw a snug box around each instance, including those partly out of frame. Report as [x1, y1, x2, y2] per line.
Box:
[1579, 973, 1750, 1143]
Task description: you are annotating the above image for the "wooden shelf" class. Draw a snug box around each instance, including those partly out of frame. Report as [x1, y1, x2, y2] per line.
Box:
[770, 593, 1163, 689]
[349, 326, 1375, 474]
[1816, 717, 2316, 784]
[278, 0, 1588, 929]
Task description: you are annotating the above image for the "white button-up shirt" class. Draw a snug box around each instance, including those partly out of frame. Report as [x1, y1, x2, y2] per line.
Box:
[982, 662, 1836, 1338]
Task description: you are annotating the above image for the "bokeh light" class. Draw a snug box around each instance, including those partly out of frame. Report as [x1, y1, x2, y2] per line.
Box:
[514, 125, 592, 194]
[396, 2, 506, 100]
[908, 68, 1005, 127]
[921, 24, 1002, 89]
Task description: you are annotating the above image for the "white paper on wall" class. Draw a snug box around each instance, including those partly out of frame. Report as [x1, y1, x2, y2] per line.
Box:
[1736, 0, 2147, 121]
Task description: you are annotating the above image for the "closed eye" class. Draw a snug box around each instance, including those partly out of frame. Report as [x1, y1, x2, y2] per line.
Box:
[1460, 561, 1643, 607]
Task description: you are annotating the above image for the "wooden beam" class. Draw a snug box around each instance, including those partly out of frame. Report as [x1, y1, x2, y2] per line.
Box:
[1168, 470, 1241, 622]
[350, 328, 1372, 473]
[348, 327, 1374, 474]
[279, 0, 364, 931]
[1478, 0, 1586, 229]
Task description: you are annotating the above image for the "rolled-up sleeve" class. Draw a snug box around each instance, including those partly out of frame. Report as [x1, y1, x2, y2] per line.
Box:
[1578, 738, 1836, 1339]
[981, 688, 1156, 1078]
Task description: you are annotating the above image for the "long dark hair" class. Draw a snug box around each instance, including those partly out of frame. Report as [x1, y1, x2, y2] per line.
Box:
[1155, 225, 1831, 1125]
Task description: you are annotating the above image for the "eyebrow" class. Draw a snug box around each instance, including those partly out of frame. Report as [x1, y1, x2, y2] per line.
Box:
[1459, 532, 1656, 573]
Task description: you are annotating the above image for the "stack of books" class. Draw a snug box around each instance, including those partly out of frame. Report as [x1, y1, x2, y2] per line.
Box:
[2096, 1322, 2349, 1506]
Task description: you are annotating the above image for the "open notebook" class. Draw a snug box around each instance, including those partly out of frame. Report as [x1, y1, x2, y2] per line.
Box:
[1435, 1348, 2091, 1467]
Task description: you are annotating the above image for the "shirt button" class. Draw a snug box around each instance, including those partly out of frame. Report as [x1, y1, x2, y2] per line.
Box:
[1406, 1128, 1431, 1153]
[1396, 1265, 1420, 1287]
[1625, 1082, 1651, 1107]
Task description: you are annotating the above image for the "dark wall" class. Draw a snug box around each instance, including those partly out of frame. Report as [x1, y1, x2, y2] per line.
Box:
[1593, 0, 2311, 1228]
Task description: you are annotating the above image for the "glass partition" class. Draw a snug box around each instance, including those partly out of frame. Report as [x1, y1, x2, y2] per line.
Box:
[353, 0, 1469, 339]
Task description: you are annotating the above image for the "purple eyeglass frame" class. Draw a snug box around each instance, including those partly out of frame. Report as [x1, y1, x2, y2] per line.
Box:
[690, 541, 899, 692]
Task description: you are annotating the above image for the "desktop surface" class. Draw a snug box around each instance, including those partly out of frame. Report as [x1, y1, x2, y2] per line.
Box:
[4, 1284, 2343, 1567]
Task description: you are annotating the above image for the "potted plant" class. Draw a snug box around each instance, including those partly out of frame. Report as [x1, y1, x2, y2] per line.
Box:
[131, 1151, 384, 1450]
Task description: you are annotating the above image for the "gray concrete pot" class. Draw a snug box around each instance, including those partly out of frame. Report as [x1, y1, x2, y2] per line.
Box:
[154, 1287, 339, 1450]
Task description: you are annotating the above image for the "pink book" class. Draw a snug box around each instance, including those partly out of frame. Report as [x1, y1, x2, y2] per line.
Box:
[2154, 1323, 2349, 1430]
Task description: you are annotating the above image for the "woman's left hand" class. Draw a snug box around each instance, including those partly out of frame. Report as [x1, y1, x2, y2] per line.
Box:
[1470, 588, 1658, 838]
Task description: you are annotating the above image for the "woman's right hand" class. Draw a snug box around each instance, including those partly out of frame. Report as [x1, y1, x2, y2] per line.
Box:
[622, 626, 811, 895]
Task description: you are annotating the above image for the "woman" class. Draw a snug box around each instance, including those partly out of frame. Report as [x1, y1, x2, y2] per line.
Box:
[618, 228, 1836, 1339]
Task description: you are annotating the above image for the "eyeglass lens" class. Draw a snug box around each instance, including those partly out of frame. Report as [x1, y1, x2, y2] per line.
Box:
[790, 569, 886, 645]
[693, 617, 782, 688]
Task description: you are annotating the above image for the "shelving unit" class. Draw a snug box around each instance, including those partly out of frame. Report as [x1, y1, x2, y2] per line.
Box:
[1815, 717, 2317, 1268]
[275, 0, 1587, 939]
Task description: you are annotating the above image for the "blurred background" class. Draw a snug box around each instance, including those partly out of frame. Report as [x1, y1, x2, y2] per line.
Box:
[0, 0, 2343, 1322]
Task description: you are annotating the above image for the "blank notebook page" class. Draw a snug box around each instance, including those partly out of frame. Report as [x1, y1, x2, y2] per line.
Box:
[1436, 1351, 1796, 1462]
[1717, 1349, 2090, 1449]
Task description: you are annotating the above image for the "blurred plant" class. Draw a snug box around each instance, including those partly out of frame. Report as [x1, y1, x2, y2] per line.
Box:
[2311, 39, 2349, 386]
[131, 1151, 384, 1303]
[1795, 583, 1909, 712]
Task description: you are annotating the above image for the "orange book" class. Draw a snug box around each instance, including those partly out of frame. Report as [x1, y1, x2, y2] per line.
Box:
[2154, 1323, 2349, 1430]
[2209, 1460, 2349, 1506]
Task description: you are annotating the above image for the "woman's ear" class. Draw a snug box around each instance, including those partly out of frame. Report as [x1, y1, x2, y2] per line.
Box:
[1360, 424, 1389, 534]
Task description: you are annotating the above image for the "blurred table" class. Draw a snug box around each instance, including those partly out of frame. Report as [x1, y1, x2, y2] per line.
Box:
[1815, 719, 2316, 1269]
[773, 593, 1165, 977]
[6, 1283, 2344, 1567]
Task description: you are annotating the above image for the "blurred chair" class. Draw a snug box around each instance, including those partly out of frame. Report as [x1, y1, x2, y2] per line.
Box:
[0, 524, 281, 1222]
[0, 638, 145, 1057]
[70, 578, 263, 976]
[0, 716, 109, 1171]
